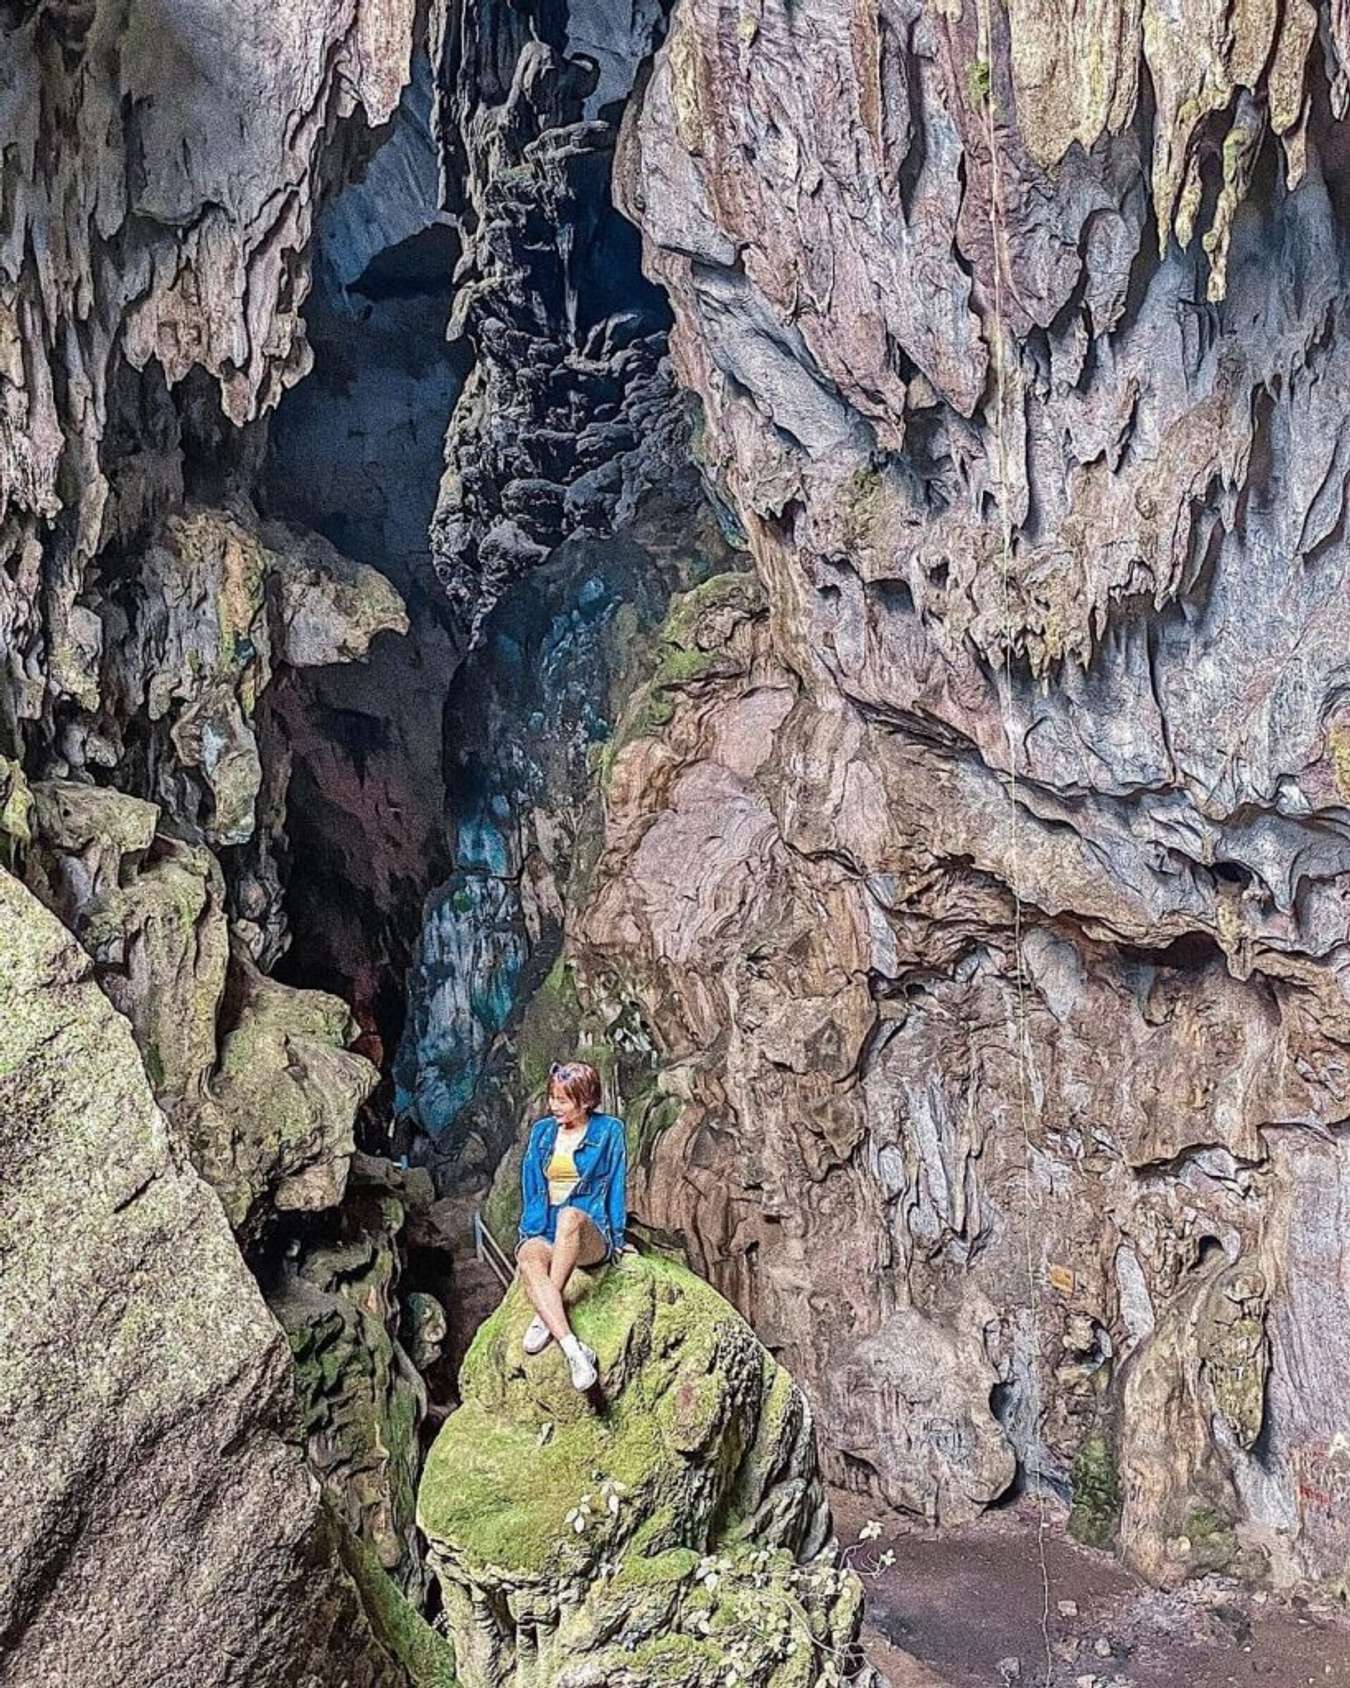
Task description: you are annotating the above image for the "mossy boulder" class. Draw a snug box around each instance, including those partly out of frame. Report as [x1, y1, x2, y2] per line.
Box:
[339, 1524, 458, 1688]
[417, 1252, 874, 1688]
[1068, 1432, 1122, 1548]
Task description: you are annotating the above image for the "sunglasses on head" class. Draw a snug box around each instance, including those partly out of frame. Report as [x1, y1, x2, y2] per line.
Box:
[549, 1062, 579, 1080]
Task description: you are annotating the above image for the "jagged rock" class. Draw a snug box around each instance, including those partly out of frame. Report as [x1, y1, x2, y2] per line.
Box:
[97, 505, 407, 847]
[20, 775, 377, 1238]
[264, 518, 411, 669]
[0, 869, 399, 1687]
[427, 0, 681, 642]
[418, 1251, 872, 1688]
[0, 756, 33, 865]
[267, 1169, 437, 1592]
[1, 0, 414, 740]
[394, 491, 729, 1163]
[26, 779, 159, 912]
[24, 784, 230, 1098]
[1118, 1258, 1270, 1582]
[835, 1307, 1017, 1526]
[405, 1290, 450, 1372]
[184, 950, 379, 1235]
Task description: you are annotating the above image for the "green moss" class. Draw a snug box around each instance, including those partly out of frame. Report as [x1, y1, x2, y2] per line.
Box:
[0, 757, 33, 868]
[628, 1088, 683, 1169]
[418, 1254, 764, 1578]
[515, 955, 583, 1100]
[1068, 1432, 1122, 1548]
[611, 1542, 700, 1591]
[720, 1356, 797, 1542]
[599, 571, 761, 785]
[840, 463, 883, 546]
[619, 1632, 722, 1682]
[1182, 1505, 1238, 1571]
[339, 1525, 457, 1687]
[967, 57, 992, 105]
[142, 1041, 166, 1092]
[1205, 1315, 1267, 1445]
[479, 1147, 524, 1257]
[424, 1396, 665, 1576]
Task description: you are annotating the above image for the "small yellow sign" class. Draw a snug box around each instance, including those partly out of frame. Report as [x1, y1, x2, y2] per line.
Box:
[1048, 1263, 1075, 1296]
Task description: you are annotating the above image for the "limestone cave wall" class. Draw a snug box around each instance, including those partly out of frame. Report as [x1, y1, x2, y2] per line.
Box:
[567, 0, 1350, 1589]
[7, 0, 1350, 1681]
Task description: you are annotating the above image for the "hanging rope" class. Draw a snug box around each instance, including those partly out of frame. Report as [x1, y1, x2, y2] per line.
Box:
[973, 2, 1054, 1680]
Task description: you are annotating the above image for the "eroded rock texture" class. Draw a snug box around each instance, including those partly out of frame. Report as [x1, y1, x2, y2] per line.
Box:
[517, 0, 1350, 1590]
[395, 467, 731, 1163]
[0, 4, 461, 1675]
[268, 1155, 446, 1597]
[0, 0, 414, 746]
[427, 0, 678, 639]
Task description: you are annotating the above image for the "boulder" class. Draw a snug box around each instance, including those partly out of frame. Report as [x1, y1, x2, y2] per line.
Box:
[26, 786, 230, 1102]
[0, 868, 406, 1687]
[21, 780, 376, 1240]
[418, 1250, 874, 1688]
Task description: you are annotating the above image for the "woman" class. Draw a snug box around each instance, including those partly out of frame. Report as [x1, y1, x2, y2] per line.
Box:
[515, 1059, 628, 1391]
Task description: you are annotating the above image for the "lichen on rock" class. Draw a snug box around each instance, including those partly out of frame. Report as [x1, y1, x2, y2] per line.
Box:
[188, 948, 379, 1235]
[418, 1251, 873, 1688]
[0, 869, 396, 1687]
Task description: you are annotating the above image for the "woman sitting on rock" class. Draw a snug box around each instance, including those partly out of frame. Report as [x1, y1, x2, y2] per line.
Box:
[515, 1059, 628, 1390]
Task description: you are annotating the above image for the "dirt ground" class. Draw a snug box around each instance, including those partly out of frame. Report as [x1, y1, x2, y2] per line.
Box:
[828, 1491, 1350, 1688]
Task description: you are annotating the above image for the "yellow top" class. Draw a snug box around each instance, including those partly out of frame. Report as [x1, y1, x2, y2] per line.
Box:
[546, 1143, 580, 1208]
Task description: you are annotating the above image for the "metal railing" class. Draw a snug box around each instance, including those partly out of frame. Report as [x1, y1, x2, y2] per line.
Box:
[473, 1207, 515, 1291]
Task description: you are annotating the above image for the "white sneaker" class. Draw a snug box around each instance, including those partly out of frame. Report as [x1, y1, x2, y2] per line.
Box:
[523, 1315, 551, 1356]
[565, 1341, 598, 1391]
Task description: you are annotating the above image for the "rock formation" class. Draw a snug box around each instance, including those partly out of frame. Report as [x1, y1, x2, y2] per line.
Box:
[0, 871, 413, 1687]
[268, 1154, 446, 1596]
[9, 0, 1350, 1672]
[427, 0, 677, 641]
[549, 0, 1350, 1591]
[418, 1251, 872, 1688]
[0, 4, 459, 1674]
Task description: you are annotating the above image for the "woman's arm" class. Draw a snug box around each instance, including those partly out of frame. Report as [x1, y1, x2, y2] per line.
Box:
[517, 1124, 548, 1247]
[606, 1119, 628, 1254]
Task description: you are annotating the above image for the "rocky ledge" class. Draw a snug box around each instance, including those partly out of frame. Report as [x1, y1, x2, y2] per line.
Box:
[418, 1251, 875, 1688]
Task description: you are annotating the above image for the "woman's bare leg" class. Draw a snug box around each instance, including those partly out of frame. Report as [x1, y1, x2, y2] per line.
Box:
[517, 1239, 573, 1344]
[518, 1213, 607, 1346]
[549, 1206, 607, 1297]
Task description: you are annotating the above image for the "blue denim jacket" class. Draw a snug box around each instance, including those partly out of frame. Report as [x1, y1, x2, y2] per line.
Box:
[517, 1111, 628, 1257]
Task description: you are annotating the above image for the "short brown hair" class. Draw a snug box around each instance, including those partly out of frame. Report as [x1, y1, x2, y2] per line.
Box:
[548, 1059, 603, 1113]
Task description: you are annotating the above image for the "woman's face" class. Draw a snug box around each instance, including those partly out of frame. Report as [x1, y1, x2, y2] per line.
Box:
[549, 1083, 586, 1126]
